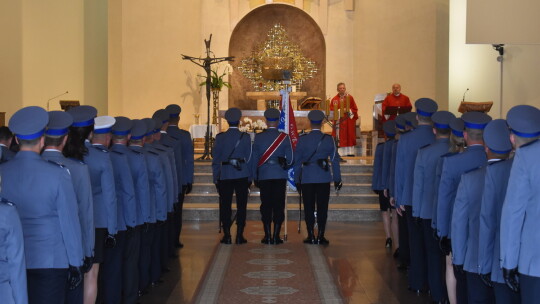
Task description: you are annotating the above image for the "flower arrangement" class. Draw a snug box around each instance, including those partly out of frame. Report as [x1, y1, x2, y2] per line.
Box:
[199, 63, 232, 91]
[239, 117, 267, 132]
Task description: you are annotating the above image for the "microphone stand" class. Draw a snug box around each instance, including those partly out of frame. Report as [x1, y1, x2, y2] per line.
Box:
[47, 91, 69, 111]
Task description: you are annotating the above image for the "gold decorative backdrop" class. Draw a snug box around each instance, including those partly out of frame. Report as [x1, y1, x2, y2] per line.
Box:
[228, 4, 326, 110]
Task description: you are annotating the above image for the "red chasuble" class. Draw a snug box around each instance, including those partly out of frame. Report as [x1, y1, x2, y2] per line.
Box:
[330, 94, 358, 147]
[382, 93, 412, 122]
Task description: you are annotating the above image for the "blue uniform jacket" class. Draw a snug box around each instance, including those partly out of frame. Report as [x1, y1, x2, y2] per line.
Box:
[293, 130, 341, 184]
[431, 153, 456, 230]
[143, 144, 168, 222]
[412, 138, 450, 218]
[501, 140, 540, 276]
[167, 126, 194, 185]
[371, 142, 385, 191]
[0, 151, 83, 268]
[478, 159, 512, 283]
[394, 125, 435, 207]
[436, 145, 486, 238]
[211, 127, 252, 183]
[160, 131, 183, 192]
[0, 200, 28, 304]
[451, 165, 487, 271]
[42, 150, 95, 258]
[252, 128, 293, 181]
[84, 142, 118, 235]
[381, 139, 395, 190]
[152, 142, 177, 212]
[126, 146, 151, 225]
[388, 140, 398, 198]
[0, 145, 15, 163]
[109, 145, 137, 230]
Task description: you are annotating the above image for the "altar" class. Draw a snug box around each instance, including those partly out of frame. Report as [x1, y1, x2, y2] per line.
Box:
[218, 109, 312, 131]
[246, 91, 307, 110]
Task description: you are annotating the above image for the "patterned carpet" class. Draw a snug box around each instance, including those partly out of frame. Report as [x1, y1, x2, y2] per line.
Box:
[192, 221, 343, 303]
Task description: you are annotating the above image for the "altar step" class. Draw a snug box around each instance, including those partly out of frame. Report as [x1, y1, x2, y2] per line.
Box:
[183, 161, 381, 221]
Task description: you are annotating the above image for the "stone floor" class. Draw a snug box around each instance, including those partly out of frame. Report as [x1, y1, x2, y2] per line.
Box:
[140, 220, 435, 304]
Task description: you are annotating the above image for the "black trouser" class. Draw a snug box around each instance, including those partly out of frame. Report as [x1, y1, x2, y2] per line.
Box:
[27, 268, 68, 304]
[100, 230, 127, 304]
[174, 186, 186, 244]
[423, 219, 447, 302]
[493, 282, 520, 304]
[218, 177, 249, 229]
[520, 273, 540, 304]
[405, 205, 427, 291]
[167, 212, 176, 256]
[123, 226, 141, 304]
[259, 179, 287, 225]
[150, 222, 163, 283]
[465, 271, 495, 304]
[138, 223, 155, 291]
[398, 209, 410, 267]
[452, 256, 468, 304]
[160, 217, 170, 268]
[302, 183, 330, 231]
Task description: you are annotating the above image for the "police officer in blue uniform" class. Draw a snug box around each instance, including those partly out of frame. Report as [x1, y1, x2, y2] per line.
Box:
[252, 108, 293, 245]
[453, 119, 511, 303]
[165, 104, 194, 248]
[0, 190, 28, 304]
[412, 110, 454, 303]
[500, 105, 540, 304]
[42, 110, 94, 304]
[394, 98, 438, 293]
[437, 111, 491, 303]
[212, 108, 252, 244]
[0, 126, 16, 163]
[1, 106, 83, 304]
[294, 110, 342, 245]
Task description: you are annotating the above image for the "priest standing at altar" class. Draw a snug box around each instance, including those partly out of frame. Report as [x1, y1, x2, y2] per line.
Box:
[330, 82, 358, 156]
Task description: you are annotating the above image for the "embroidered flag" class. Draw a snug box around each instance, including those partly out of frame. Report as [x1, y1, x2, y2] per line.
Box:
[278, 88, 299, 190]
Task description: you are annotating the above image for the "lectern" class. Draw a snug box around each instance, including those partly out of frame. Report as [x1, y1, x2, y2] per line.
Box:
[458, 101, 493, 113]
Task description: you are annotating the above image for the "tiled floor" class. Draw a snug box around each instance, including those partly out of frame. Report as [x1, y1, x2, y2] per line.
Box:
[140, 220, 434, 304]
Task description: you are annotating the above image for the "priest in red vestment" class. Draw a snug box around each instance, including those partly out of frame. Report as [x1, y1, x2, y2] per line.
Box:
[382, 83, 412, 122]
[330, 82, 358, 156]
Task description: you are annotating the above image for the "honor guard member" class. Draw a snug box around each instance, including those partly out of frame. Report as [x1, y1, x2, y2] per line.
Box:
[127, 120, 155, 297]
[394, 98, 437, 293]
[42, 111, 95, 304]
[212, 108, 252, 244]
[0, 190, 28, 304]
[293, 110, 342, 245]
[252, 108, 293, 245]
[452, 119, 511, 304]
[165, 104, 194, 248]
[389, 115, 409, 266]
[140, 119, 168, 289]
[437, 111, 491, 303]
[500, 105, 540, 304]
[1, 106, 83, 304]
[411, 110, 454, 303]
[372, 121, 392, 248]
[381, 121, 398, 251]
[153, 110, 180, 258]
[0, 126, 16, 163]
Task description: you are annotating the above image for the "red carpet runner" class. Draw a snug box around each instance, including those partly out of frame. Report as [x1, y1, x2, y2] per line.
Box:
[192, 221, 343, 303]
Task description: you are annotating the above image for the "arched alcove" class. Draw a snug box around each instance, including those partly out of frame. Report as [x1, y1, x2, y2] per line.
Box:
[228, 4, 326, 109]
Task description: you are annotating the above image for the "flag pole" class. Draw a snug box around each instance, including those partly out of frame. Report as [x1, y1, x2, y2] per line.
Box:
[284, 186, 288, 242]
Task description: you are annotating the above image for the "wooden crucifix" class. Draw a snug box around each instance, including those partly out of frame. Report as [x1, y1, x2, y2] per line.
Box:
[182, 34, 234, 160]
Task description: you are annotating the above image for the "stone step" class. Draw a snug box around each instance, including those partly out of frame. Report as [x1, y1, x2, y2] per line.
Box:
[183, 203, 381, 222]
[193, 162, 373, 174]
[183, 192, 379, 205]
[194, 172, 374, 184]
[191, 182, 375, 195]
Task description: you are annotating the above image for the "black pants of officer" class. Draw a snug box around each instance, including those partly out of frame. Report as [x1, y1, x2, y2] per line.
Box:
[160, 219, 170, 269]
[151, 222, 164, 283]
[174, 186, 186, 246]
[448, 239, 468, 304]
[398, 209, 410, 268]
[465, 271, 495, 304]
[167, 212, 176, 256]
[405, 205, 427, 291]
[302, 183, 330, 233]
[422, 219, 447, 302]
[139, 223, 155, 291]
[218, 177, 249, 230]
[100, 230, 127, 304]
[27, 268, 68, 304]
[65, 277, 83, 304]
[492, 282, 520, 304]
[520, 273, 540, 304]
[259, 179, 287, 225]
[123, 226, 141, 304]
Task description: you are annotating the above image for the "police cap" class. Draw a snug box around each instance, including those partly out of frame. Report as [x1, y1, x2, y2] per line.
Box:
[46, 111, 73, 137]
[9, 106, 48, 140]
[68, 105, 97, 127]
[462, 111, 492, 130]
[153, 109, 169, 124]
[483, 119, 512, 154]
[94, 116, 116, 134]
[130, 119, 147, 140]
[414, 98, 438, 117]
[264, 108, 280, 122]
[506, 105, 540, 138]
[403, 112, 418, 128]
[432, 111, 456, 129]
[395, 115, 407, 131]
[225, 108, 242, 124]
[142, 118, 157, 136]
[165, 104, 181, 118]
[152, 118, 163, 132]
[308, 110, 325, 124]
[112, 116, 133, 136]
[383, 120, 397, 137]
[450, 117, 465, 137]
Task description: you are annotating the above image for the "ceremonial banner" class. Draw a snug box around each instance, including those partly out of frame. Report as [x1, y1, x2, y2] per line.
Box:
[278, 88, 299, 191]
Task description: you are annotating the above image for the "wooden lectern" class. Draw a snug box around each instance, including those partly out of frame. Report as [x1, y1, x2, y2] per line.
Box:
[60, 100, 80, 112]
[458, 101, 493, 113]
[300, 97, 322, 110]
[384, 106, 412, 116]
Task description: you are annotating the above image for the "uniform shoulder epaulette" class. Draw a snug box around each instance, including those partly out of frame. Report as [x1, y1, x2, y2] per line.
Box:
[169, 135, 180, 140]
[376, 142, 385, 147]
[47, 159, 67, 169]
[419, 143, 431, 150]
[162, 144, 172, 148]
[520, 138, 538, 149]
[92, 146, 109, 153]
[442, 152, 457, 158]
[130, 149, 142, 155]
[155, 147, 166, 152]
[111, 150, 123, 155]
[464, 166, 482, 174]
[0, 197, 15, 206]
[216, 132, 224, 137]
[148, 151, 159, 156]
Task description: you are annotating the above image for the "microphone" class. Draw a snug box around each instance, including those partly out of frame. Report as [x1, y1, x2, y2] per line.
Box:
[47, 91, 69, 111]
[462, 88, 469, 102]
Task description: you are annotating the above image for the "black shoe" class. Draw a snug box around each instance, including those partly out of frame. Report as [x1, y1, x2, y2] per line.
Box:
[303, 236, 316, 244]
[273, 222, 284, 245]
[385, 238, 392, 248]
[138, 290, 147, 298]
[261, 223, 272, 244]
[220, 234, 232, 244]
[175, 241, 184, 249]
[169, 253, 179, 258]
[317, 236, 330, 245]
[397, 263, 408, 271]
[393, 248, 400, 259]
[235, 234, 247, 244]
[161, 267, 171, 273]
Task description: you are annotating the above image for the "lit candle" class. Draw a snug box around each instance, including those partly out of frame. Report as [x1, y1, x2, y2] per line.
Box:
[325, 98, 330, 116]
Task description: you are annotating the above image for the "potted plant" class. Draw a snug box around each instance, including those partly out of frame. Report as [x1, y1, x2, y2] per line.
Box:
[199, 65, 232, 91]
